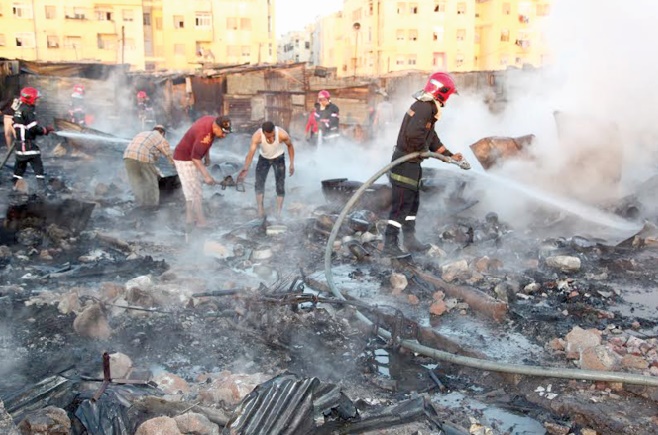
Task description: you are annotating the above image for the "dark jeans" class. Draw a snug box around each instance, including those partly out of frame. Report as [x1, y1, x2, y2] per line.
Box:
[255, 154, 286, 196]
[13, 155, 45, 183]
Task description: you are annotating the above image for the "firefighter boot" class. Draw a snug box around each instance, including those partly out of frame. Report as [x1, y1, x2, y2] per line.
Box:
[383, 228, 409, 258]
[403, 230, 431, 253]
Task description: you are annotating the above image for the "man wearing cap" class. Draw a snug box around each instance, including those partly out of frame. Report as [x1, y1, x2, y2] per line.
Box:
[123, 125, 174, 210]
[173, 115, 231, 227]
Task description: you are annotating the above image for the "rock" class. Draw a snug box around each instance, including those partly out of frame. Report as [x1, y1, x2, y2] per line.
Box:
[407, 294, 420, 305]
[174, 412, 220, 435]
[198, 372, 270, 406]
[547, 338, 566, 352]
[580, 345, 621, 371]
[621, 354, 649, 370]
[73, 303, 111, 339]
[565, 326, 601, 359]
[106, 352, 133, 379]
[441, 260, 470, 282]
[153, 372, 190, 395]
[545, 256, 581, 272]
[126, 275, 153, 291]
[426, 244, 446, 258]
[544, 421, 571, 435]
[390, 272, 408, 293]
[17, 406, 70, 435]
[0, 401, 18, 435]
[57, 291, 80, 315]
[100, 282, 124, 301]
[429, 300, 448, 316]
[523, 282, 541, 294]
[135, 416, 182, 435]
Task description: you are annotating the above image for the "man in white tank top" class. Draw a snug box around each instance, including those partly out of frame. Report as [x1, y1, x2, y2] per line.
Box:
[238, 121, 295, 219]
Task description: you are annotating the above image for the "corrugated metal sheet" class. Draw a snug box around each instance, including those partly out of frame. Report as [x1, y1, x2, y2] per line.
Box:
[191, 76, 224, 116]
[225, 375, 319, 435]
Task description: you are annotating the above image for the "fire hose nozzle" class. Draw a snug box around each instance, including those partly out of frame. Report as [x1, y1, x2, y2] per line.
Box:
[451, 158, 471, 170]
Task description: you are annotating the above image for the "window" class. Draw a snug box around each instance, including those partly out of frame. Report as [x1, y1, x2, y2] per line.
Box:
[500, 55, 509, 66]
[65, 7, 86, 19]
[475, 31, 480, 44]
[456, 29, 466, 41]
[268, 16, 272, 33]
[409, 3, 418, 13]
[64, 36, 82, 49]
[434, 2, 446, 12]
[0, 35, 5, 46]
[95, 9, 113, 21]
[155, 17, 162, 30]
[396, 30, 405, 41]
[45, 5, 56, 19]
[433, 26, 444, 42]
[352, 8, 361, 21]
[240, 18, 251, 30]
[143, 12, 151, 26]
[174, 15, 184, 28]
[516, 56, 523, 65]
[500, 29, 510, 42]
[408, 55, 417, 65]
[305, 41, 310, 49]
[13, 3, 33, 18]
[15, 32, 35, 47]
[408, 30, 418, 41]
[396, 56, 405, 65]
[396, 3, 405, 14]
[97, 33, 117, 50]
[456, 53, 464, 67]
[227, 17, 238, 30]
[47, 35, 59, 48]
[502, 3, 511, 15]
[227, 45, 240, 56]
[174, 44, 185, 55]
[195, 12, 211, 28]
[241, 45, 250, 57]
[122, 9, 133, 22]
[457, 2, 466, 14]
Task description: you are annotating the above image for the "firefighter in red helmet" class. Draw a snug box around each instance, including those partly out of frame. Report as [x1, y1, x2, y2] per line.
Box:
[314, 90, 340, 144]
[68, 83, 87, 125]
[383, 72, 463, 257]
[12, 87, 54, 192]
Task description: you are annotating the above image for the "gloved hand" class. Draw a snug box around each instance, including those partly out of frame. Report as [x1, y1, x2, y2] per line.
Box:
[44, 126, 55, 135]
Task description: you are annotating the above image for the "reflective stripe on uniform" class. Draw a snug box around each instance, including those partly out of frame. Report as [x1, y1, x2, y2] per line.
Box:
[387, 220, 402, 228]
[405, 216, 416, 221]
[390, 172, 419, 188]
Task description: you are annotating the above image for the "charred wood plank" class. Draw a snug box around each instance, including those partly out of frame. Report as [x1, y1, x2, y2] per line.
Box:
[404, 264, 508, 322]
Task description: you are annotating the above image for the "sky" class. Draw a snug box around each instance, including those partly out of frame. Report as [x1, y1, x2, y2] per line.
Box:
[276, 0, 342, 36]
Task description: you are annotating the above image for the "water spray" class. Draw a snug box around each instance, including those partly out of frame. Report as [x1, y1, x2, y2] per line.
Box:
[54, 131, 131, 144]
[323, 151, 658, 387]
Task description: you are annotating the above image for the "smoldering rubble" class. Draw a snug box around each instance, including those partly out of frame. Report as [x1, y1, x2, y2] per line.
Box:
[1, 120, 658, 435]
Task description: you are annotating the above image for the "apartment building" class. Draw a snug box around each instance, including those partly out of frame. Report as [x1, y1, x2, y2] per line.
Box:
[277, 27, 313, 64]
[0, 0, 277, 71]
[316, 0, 551, 77]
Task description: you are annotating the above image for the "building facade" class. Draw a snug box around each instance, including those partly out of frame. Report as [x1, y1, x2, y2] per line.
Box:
[0, 0, 277, 71]
[277, 27, 313, 64]
[316, 0, 551, 77]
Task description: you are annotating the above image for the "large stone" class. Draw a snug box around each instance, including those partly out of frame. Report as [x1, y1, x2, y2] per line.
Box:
[125, 275, 153, 291]
[73, 303, 111, 339]
[545, 256, 581, 272]
[441, 260, 470, 282]
[105, 352, 133, 379]
[564, 326, 601, 359]
[0, 401, 18, 435]
[153, 372, 190, 395]
[390, 272, 408, 293]
[17, 406, 70, 435]
[174, 412, 220, 435]
[580, 345, 621, 371]
[198, 372, 270, 406]
[135, 416, 182, 435]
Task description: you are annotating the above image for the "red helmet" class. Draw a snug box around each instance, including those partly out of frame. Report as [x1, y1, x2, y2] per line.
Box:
[72, 84, 85, 98]
[423, 72, 457, 105]
[20, 87, 40, 105]
[318, 90, 331, 100]
[137, 91, 148, 100]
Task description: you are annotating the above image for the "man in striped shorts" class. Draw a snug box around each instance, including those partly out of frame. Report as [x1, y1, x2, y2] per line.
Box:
[173, 115, 232, 227]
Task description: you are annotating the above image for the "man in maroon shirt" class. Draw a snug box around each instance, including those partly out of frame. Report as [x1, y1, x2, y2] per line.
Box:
[173, 115, 232, 227]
